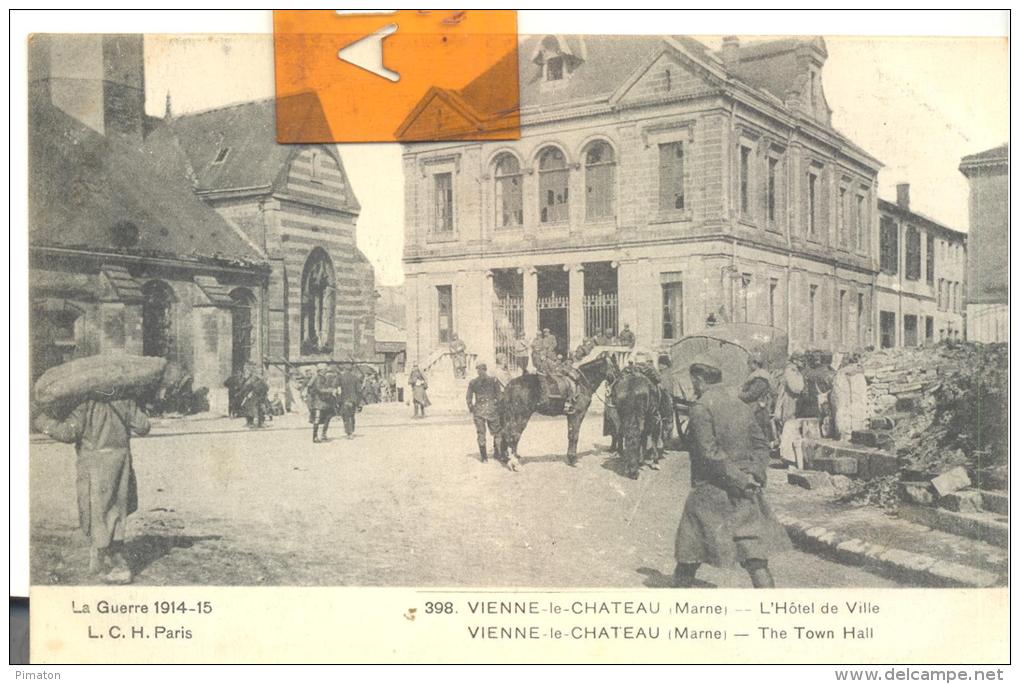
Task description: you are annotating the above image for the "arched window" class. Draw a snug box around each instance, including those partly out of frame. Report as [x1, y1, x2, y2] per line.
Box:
[230, 288, 257, 374]
[583, 140, 615, 221]
[493, 153, 523, 229]
[538, 146, 569, 223]
[142, 280, 176, 359]
[301, 248, 335, 354]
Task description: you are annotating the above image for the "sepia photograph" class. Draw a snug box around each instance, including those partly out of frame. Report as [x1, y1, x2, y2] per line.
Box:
[25, 21, 1007, 601]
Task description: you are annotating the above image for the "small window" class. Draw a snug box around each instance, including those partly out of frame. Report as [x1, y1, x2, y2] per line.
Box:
[739, 146, 752, 216]
[838, 187, 848, 245]
[310, 151, 322, 183]
[903, 315, 918, 347]
[880, 311, 896, 349]
[857, 293, 866, 345]
[806, 172, 818, 236]
[213, 147, 230, 164]
[855, 194, 866, 249]
[926, 234, 935, 285]
[767, 158, 779, 223]
[661, 279, 684, 340]
[584, 141, 616, 221]
[538, 147, 569, 223]
[658, 142, 685, 211]
[493, 154, 523, 229]
[546, 56, 564, 81]
[879, 216, 898, 275]
[433, 172, 454, 232]
[905, 226, 921, 280]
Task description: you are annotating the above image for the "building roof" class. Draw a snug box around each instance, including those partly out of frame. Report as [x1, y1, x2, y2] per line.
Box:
[145, 96, 360, 212]
[878, 198, 967, 240]
[29, 101, 267, 267]
[960, 143, 1008, 173]
[400, 34, 876, 166]
[725, 37, 826, 103]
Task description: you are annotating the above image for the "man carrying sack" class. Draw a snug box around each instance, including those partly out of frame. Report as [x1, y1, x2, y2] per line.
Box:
[673, 355, 791, 589]
[32, 354, 161, 584]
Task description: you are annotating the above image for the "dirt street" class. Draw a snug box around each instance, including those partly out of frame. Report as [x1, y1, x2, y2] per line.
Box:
[30, 404, 900, 588]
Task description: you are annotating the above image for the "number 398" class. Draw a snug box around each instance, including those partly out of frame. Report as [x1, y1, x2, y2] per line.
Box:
[424, 601, 454, 614]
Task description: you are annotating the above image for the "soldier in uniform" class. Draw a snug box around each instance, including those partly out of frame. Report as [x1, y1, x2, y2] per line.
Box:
[337, 364, 363, 439]
[238, 363, 269, 429]
[739, 352, 776, 448]
[466, 363, 503, 463]
[513, 333, 530, 374]
[449, 332, 468, 379]
[541, 328, 558, 364]
[530, 330, 548, 373]
[307, 363, 339, 443]
[674, 355, 791, 588]
[408, 363, 430, 418]
[618, 323, 636, 347]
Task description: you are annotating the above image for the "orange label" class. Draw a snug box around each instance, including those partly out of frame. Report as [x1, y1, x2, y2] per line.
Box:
[273, 10, 520, 143]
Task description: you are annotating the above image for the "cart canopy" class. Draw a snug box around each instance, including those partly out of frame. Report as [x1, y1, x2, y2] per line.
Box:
[666, 323, 788, 400]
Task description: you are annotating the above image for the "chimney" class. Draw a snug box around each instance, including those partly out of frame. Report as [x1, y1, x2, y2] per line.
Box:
[896, 183, 910, 211]
[721, 36, 740, 70]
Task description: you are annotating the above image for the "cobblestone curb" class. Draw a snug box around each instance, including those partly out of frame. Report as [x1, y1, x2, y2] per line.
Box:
[775, 513, 1002, 588]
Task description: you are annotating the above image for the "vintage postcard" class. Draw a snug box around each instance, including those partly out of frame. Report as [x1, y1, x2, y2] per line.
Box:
[18, 10, 1010, 667]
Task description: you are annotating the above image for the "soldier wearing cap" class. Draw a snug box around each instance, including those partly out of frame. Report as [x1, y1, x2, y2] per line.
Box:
[466, 362, 503, 463]
[674, 354, 791, 588]
[618, 323, 636, 348]
[307, 363, 339, 443]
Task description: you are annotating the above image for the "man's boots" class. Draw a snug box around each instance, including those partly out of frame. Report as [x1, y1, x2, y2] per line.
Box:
[479, 445, 488, 463]
[312, 425, 320, 443]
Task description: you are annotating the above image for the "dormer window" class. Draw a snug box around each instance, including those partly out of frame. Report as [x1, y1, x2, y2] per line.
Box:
[546, 56, 564, 82]
[534, 35, 583, 89]
[213, 147, 230, 164]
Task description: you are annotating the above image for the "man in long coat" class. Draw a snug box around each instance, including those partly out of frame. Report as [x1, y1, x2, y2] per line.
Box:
[466, 362, 503, 463]
[34, 395, 151, 583]
[530, 331, 548, 373]
[337, 365, 363, 439]
[674, 355, 791, 588]
[308, 363, 339, 442]
[408, 363, 430, 418]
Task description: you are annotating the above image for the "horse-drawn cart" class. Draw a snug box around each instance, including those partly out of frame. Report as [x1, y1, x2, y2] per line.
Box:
[665, 323, 788, 442]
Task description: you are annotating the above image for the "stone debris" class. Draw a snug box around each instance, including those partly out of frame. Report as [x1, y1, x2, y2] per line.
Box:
[930, 466, 971, 498]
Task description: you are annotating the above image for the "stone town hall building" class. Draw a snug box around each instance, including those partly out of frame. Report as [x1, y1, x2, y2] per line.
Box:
[399, 35, 884, 370]
[28, 34, 376, 412]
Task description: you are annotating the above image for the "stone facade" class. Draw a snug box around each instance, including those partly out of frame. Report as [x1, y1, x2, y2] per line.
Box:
[401, 35, 882, 370]
[29, 34, 376, 414]
[875, 185, 967, 348]
[959, 144, 1008, 342]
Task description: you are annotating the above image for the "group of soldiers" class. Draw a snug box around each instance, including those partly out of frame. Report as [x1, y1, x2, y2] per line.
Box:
[305, 363, 363, 443]
[224, 363, 273, 429]
[574, 323, 636, 360]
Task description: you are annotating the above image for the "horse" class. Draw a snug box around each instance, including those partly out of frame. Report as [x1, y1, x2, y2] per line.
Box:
[611, 370, 669, 479]
[499, 354, 614, 470]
